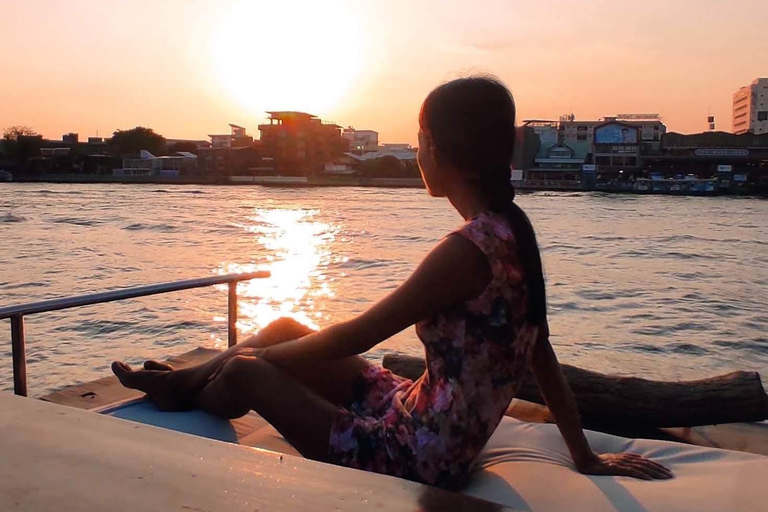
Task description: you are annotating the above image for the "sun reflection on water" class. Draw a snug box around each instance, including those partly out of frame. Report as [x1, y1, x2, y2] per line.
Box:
[218, 208, 338, 337]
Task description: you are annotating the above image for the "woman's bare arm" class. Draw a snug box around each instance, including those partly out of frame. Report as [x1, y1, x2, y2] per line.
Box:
[259, 234, 491, 365]
[530, 327, 673, 480]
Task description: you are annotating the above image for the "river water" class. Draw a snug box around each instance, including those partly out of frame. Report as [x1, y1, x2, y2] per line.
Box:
[1, 183, 766, 396]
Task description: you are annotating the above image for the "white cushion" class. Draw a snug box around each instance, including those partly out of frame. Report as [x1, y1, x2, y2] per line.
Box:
[464, 417, 766, 511]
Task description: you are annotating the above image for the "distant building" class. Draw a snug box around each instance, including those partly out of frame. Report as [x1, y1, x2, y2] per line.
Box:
[5, 133, 118, 176]
[258, 112, 348, 176]
[645, 131, 768, 193]
[526, 143, 584, 186]
[335, 148, 419, 179]
[592, 121, 641, 171]
[208, 124, 254, 148]
[342, 128, 379, 153]
[733, 78, 768, 135]
[344, 148, 416, 162]
[558, 114, 665, 157]
[520, 115, 666, 189]
[113, 150, 197, 177]
[166, 138, 212, 150]
[523, 115, 665, 163]
[197, 146, 262, 178]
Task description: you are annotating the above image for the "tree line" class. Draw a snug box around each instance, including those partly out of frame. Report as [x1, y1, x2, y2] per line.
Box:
[2, 125, 197, 156]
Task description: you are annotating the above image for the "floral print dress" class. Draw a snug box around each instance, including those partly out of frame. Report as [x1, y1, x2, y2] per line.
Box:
[328, 212, 538, 489]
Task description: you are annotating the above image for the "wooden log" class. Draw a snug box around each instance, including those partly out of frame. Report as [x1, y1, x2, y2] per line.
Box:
[382, 354, 768, 428]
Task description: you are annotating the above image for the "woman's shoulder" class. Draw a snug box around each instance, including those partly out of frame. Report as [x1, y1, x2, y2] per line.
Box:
[455, 212, 516, 253]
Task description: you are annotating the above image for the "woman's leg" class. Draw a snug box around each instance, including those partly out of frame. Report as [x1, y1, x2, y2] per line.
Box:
[197, 354, 339, 461]
[144, 317, 318, 389]
[113, 317, 371, 410]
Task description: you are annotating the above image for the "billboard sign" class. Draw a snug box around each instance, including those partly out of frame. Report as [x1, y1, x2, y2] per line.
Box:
[717, 165, 733, 173]
[696, 149, 749, 157]
[616, 114, 660, 120]
[594, 123, 638, 144]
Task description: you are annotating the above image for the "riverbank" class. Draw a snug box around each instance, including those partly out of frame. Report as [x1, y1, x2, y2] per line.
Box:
[8, 174, 427, 189]
[7, 174, 766, 196]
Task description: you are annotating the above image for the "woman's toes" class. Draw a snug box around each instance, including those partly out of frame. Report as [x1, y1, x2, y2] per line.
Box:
[144, 360, 174, 371]
[112, 361, 138, 388]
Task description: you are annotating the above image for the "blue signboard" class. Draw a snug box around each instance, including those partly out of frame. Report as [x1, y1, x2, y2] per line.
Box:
[594, 124, 638, 144]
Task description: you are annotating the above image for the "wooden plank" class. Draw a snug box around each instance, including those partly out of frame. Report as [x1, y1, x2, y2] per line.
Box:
[383, 354, 768, 427]
[662, 423, 768, 456]
[0, 394, 513, 512]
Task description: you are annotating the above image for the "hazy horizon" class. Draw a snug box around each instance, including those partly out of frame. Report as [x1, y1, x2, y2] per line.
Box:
[2, 0, 766, 145]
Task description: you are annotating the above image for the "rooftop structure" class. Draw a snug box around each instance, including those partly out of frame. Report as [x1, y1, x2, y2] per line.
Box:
[208, 124, 254, 149]
[342, 128, 379, 153]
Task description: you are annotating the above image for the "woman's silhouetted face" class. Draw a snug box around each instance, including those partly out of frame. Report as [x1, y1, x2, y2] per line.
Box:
[417, 129, 445, 197]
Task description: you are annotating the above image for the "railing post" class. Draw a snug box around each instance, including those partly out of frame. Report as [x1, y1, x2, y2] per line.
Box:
[228, 282, 237, 348]
[10, 315, 27, 397]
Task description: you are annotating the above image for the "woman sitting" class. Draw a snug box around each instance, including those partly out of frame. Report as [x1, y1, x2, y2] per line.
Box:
[113, 76, 671, 489]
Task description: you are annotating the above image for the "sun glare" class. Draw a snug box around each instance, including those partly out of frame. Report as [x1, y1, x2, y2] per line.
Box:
[218, 208, 338, 339]
[211, 0, 365, 116]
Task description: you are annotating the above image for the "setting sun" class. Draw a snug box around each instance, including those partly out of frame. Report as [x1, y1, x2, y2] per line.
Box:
[211, 0, 365, 117]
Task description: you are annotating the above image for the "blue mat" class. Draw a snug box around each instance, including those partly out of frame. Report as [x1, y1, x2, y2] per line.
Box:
[107, 401, 238, 443]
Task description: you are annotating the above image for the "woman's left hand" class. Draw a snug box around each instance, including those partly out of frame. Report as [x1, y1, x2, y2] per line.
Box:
[207, 347, 265, 383]
[232, 347, 265, 358]
[576, 452, 673, 480]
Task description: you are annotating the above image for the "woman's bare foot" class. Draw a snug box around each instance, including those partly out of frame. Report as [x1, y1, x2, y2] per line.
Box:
[111, 361, 196, 411]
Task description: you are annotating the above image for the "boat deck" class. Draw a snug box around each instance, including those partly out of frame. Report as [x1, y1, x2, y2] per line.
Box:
[2, 392, 511, 512]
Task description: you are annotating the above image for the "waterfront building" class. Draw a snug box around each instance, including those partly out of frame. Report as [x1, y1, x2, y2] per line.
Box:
[342, 128, 379, 153]
[559, 114, 665, 156]
[733, 78, 768, 135]
[197, 145, 263, 178]
[6, 133, 117, 176]
[524, 143, 584, 188]
[344, 148, 416, 162]
[645, 131, 768, 193]
[165, 138, 212, 150]
[520, 115, 666, 189]
[113, 150, 197, 177]
[258, 112, 348, 176]
[208, 124, 253, 148]
[338, 148, 419, 179]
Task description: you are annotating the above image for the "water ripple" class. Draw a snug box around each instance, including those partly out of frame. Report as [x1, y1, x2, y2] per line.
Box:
[0, 212, 27, 223]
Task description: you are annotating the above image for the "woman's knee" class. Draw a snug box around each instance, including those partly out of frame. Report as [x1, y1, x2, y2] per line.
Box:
[199, 356, 261, 419]
[258, 317, 315, 344]
[218, 354, 260, 386]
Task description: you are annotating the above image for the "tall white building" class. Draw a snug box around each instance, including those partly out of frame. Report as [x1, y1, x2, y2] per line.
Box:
[732, 78, 768, 135]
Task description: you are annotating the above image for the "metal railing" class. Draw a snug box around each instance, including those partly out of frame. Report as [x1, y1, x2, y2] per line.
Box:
[0, 272, 270, 397]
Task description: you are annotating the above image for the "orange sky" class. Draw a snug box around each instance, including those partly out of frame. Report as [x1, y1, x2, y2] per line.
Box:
[1, 0, 766, 146]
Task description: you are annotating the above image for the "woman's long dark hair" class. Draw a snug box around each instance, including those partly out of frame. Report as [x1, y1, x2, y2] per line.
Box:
[419, 76, 547, 325]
